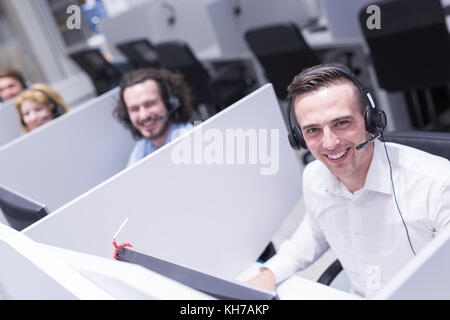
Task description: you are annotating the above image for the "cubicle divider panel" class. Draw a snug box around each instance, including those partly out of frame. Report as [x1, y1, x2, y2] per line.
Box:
[25, 84, 303, 280]
[0, 101, 23, 148]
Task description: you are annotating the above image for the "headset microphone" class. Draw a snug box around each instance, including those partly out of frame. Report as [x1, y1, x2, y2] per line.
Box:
[356, 131, 383, 151]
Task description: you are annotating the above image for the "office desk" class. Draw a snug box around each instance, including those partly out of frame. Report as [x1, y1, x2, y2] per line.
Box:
[237, 263, 360, 300]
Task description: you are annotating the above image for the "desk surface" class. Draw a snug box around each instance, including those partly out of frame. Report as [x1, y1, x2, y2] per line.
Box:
[237, 263, 360, 300]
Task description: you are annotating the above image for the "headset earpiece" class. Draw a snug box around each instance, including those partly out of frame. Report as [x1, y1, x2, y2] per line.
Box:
[287, 97, 307, 150]
[162, 79, 181, 112]
[365, 106, 387, 135]
[52, 104, 64, 118]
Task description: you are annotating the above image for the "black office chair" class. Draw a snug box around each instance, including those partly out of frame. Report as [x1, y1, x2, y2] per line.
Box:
[244, 23, 320, 100]
[116, 39, 160, 69]
[257, 242, 277, 263]
[318, 130, 450, 286]
[154, 41, 255, 116]
[358, 0, 450, 130]
[69, 48, 124, 95]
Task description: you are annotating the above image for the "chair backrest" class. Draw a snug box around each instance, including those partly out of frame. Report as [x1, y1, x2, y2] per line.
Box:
[154, 41, 213, 105]
[382, 130, 450, 160]
[116, 39, 160, 69]
[244, 23, 320, 99]
[69, 48, 122, 95]
[359, 0, 450, 91]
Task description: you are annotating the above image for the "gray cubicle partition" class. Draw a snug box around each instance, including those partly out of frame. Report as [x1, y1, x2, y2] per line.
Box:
[0, 101, 23, 147]
[0, 88, 135, 213]
[25, 84, 303, 280]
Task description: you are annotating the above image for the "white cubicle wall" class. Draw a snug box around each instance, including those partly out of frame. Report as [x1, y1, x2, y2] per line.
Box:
[0, 88, 135, 213]
[0, 101, 23, 148]
[0, 224, 211, 300]
[373, 224, 450, 300]
[100, 0, 218, 61]
[25, 84, 303, 280]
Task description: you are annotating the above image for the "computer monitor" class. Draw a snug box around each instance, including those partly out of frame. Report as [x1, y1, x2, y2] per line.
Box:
[0, 185, 47, 231]
[116, 39, 160, 69]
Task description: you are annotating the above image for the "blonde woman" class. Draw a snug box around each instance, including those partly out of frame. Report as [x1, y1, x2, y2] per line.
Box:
[14, 83, 68, 132]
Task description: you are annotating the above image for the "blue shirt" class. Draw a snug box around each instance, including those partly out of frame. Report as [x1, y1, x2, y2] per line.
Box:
[126, 122, 194, 167]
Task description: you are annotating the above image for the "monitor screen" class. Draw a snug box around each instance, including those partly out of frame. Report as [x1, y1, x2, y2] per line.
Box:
[0, 185, 47, 231]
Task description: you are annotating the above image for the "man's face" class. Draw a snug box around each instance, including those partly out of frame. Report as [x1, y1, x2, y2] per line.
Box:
[123, 79, 169, 140]
[0, 76, 24, 101]
[294, 82, 373, 181]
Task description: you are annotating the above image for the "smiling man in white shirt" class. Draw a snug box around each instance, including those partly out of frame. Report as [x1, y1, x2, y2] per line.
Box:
[247, 63, 450, 298]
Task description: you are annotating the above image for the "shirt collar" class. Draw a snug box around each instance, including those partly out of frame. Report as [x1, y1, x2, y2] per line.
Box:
[324, 139, 392, 197]
[364, 139, 392, 195]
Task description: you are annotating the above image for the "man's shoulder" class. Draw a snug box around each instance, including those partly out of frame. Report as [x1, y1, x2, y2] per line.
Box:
[303, 158, 328, 180]
[389, 142, 449, 177]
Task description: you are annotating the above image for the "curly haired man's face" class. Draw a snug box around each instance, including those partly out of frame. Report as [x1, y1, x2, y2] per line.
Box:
[123, 79, 169, 140]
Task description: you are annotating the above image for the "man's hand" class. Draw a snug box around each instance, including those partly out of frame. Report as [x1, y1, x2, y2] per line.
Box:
[245, 268, 276, 291]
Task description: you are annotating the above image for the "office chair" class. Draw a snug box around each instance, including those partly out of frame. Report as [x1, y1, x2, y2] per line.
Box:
[69, 48, 124, 95]
[318, 130, 450, 287]
[358, 0, 450, 130]
[244, 23, 321, 100]
[116, 39, 160, 69]
[154, 41, 256, 116]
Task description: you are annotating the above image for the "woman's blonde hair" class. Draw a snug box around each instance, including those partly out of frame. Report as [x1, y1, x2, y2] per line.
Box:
[14, 83, 68, 131]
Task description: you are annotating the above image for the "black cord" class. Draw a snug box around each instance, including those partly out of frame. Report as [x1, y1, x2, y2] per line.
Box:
[381, 133, 416, 256]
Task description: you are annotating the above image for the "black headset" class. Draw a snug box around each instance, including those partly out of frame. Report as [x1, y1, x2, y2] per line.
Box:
[20, 88, 65, 127]
[287, 66, 387, 151]
[121, 78, 181, 124]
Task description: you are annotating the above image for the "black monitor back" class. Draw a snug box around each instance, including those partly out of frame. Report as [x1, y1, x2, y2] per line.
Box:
[0, 185, 47, 231]
[116, 39, 160, 69]
[359, 0, 450, 91]
[244, 23, 320, 99]
[154, 41, 214, 105]
[69, 48, 123, 95]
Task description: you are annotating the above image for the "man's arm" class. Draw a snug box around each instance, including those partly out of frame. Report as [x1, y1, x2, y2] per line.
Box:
[245, 211, 330, 290]
[245, 268, 276, 291]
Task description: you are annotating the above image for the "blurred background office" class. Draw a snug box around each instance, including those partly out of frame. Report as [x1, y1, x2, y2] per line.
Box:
[0, 0, 448, 130]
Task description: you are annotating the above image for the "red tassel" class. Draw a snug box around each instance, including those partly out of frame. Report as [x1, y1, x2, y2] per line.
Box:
[113, 240, 133, 260]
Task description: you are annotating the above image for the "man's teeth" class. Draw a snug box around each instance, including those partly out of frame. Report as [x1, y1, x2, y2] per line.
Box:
[327, 149, 348, 160]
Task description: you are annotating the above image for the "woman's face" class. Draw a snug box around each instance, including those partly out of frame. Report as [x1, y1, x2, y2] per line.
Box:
[20, 99, 53, 131]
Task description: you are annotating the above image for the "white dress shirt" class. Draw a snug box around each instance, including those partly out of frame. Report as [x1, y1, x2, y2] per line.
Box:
[264, 140, 450, 298]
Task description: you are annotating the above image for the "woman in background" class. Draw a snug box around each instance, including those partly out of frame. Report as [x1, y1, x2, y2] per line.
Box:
[14, 83, 68, 132]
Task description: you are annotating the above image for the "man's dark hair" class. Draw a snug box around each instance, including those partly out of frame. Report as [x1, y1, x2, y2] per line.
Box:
[287, 62, 365, 115]
[114, 68, 194, 139]
[0, 68, 27, 88]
